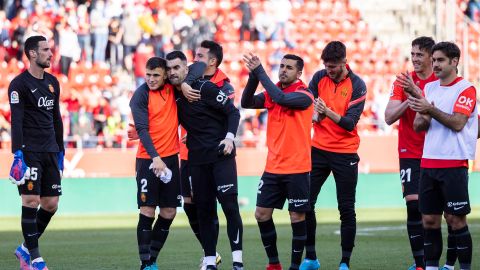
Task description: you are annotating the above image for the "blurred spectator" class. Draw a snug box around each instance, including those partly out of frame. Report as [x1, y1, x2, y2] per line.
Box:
[237, 1, 253, 41]
[58, 21, 80, 75]
[108, 16, 124, 70]
[465, 0, 480, 21]
[10, 6, 28, 59]
[6, 0, 22, 20]
[138, 7, 155, 36]
[254, 3, 276, 42]
[188, 9, 216, 52]
[122, 9, 141, 71]
[270, 0, 295, 48]
[268, 41, 284, 78]
[90, 0, 110, 63]
[132, 42, 154, 88]
[151, 8, 173, 58]
[172, 9, 193, 51]
[76, 4, 91, 62]
[92, 97, 111, 137]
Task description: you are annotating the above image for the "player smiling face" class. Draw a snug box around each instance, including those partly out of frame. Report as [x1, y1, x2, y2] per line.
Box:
[145, 67, 167, 90]
[411, 45, 432, 74]
[166, 58, 188, 86]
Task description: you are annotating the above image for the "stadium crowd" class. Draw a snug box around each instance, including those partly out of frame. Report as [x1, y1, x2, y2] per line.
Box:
[0, 0, 474, 150]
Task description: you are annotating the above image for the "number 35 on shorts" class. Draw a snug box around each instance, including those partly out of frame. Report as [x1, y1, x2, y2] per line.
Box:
[27, 167, 39, 181]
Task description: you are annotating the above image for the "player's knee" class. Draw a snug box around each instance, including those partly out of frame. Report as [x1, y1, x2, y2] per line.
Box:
[140, 206, 156, 218]
[40, 197, 59, 213]
[255, 208, 272, 222]
[422, 214, 441, 228]
[289, 211, 305, 223]
[445, 214, 467, 230]
[160, 207, 176, 219]
[22, 196, 40, 208]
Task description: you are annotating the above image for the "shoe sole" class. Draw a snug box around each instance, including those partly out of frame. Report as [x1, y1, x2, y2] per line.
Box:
[15, 251, 31, 270]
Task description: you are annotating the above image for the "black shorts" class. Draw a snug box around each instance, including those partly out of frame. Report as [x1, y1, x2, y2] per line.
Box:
[180, 159, 192, 198]
[136, 155, 181, 208]
[310, 147, 358, 207]
[189, 157, 238, 204]
[399, 158, 421, 197]
[419, 167, 470, 216]
[18, 152, 62, 197]
[256, 171, 310, 212]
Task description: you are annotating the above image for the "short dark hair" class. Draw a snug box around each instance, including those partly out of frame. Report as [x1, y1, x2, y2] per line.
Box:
[200, 40, 223, 67]
[166, 50, 187, 62]
[24, 35, 47, 59]
[432, 41, 461, 61]
[411, 36, 435, 55]
[145, 57, 167, 70]
[283, 54, 304, 71]
[321, 41, 346, 63]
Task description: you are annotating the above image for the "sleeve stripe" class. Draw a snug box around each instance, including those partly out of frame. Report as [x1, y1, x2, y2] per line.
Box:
[296, 89, 314, 101]
[348, 95, 366, 108]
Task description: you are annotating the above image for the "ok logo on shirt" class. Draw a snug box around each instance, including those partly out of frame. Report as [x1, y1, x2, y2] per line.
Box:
[454, 86, 476, 116]
[216, 90, 228, 105]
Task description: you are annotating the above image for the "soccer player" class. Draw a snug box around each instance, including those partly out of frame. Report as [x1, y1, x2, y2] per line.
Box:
[9, 35, 64, 270]
[384, 36, 436, 270]
[167, 50, 243, 270]
[129, 57, 181, 270]
[301, 41, 366, 270]
[410, 42, 477, 270]
[179, 40, 235, 269]
[241, 53, 314, 270]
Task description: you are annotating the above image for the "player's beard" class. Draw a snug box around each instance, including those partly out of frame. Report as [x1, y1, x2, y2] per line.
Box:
[169, 76, 183, 86]
[36, 59, 50, 69]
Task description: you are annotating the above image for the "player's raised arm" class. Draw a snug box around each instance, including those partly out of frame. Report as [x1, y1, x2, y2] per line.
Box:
[245, 53, 312, 110]
[240, 72, 265, 109]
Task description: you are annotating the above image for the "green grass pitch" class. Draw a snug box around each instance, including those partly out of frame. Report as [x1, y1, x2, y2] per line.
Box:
[1, 210, 479, 269]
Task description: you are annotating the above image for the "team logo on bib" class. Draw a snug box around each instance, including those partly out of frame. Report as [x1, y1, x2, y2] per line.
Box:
[10, 91, 19, 104]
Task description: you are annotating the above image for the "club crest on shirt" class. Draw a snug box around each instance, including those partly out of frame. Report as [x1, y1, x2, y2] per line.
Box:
[340, 88, 348, 97]
[10, 91, 19, 104]
[27, 181, 34, 191]
[48, 84, 54, 93]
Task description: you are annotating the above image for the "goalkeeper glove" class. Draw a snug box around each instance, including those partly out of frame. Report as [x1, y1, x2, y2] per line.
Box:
[57, 150, 64, 177]
[9, 150, 30, 185]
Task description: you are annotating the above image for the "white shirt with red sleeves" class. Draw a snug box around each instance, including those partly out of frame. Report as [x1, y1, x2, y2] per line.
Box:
[422, 77, 478, 168]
